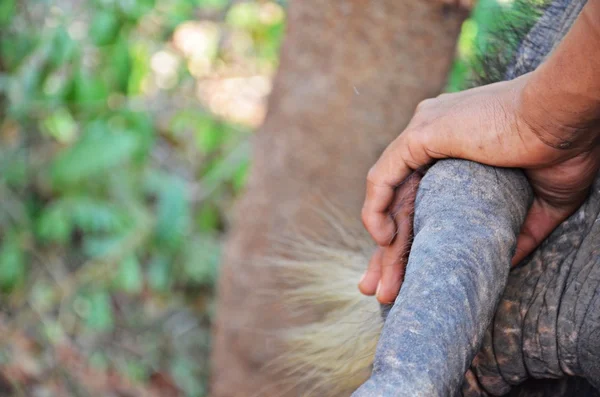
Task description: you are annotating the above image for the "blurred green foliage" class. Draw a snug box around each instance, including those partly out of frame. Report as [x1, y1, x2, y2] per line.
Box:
[0, 0, 284, 395]
[447, 0, 543, 92]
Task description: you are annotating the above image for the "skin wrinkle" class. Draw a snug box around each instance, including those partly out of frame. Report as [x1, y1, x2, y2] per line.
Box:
[548, 262, 567, 375]
[518, 107, 579, 150]
[465, 2, 600, 393]
[577, 256, 598, 368]
[471, 327, 511, 395]
[564, 256, 589, 364]
[546, 242, 582, 375]
[402, 142, 422, 171]
[516, 225, 564, 378]
[555, 191, 600, 375]
[493, 265, 531, 386]
[535, 260, 562, 376]
[480, 180, 600, 395]
[579, 291, 600, 390]
[342, 0, 600, 395]
[521, 241, 565, 378]
[559, 244, 599, 374]
[355, 161, 532, 397]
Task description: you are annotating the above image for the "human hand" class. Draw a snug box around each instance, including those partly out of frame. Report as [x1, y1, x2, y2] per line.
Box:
[359, 72, 600, 304]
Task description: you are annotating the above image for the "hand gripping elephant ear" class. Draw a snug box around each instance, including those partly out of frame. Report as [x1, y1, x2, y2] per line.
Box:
[273, 0, 600, 396]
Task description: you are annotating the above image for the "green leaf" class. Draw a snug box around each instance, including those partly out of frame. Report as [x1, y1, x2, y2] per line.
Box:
[122, 359, 147, 382]
[0, 149, 28, 188]
[196, 0, 230, 9]
[0, 0, 15, 27]
[0, 33, 37, 71]
[70, 198, 129, 234]
[42, 108, 78, 144]
[445, 59, 469, 93]
[148, 254, 171, 292]
[182, 237, 220, 285]
[196, 204, 220, 233]
[36, 205, 72, 244]
[201, 141, 250, 192]
[37, 197, 129, 245]
[170, 357, 205, 397]
[90, 10, 121, 46]
[115, 110, 156, 161]
[43, 69, 73, 103]
[73, 71, 109, 104]
[50, 27, 78, 67]
[163, 1, 195, 28]
[83, 235, 124, 258]
[114, 254, 143, 294]
[258, 21, 285, 63]
[127, 43, 150, 95]
[51, 121, 139, 186]
[231, 159, 249, 192]
[170, 111, 225, 153]
[195, 120, 224, 154]
[457, 19, 479, 60]
[107, 36, 132, 93]
[85, 290, 114, 331]
[17, 55, 45, 100]
[117, 0, 155, 22]
[226, 3, 262, 30]
[154, 177, 190, 250]
[0, 232, 26, 292]
[119, 0, 156, 21]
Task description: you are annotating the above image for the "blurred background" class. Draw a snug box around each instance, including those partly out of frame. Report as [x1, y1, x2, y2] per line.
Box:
[0, 0, 516, 395]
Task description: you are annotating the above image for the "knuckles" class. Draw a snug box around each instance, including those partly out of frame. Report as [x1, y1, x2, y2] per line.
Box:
[361, 206, 392, 246]
[360, 206, 379, 236]
[366, 165, 379, 186]
[415, 98, 434, 113]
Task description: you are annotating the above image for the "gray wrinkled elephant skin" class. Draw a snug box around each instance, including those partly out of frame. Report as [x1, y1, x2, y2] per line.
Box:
[353, 0, 600, 396]
[354, 162, 531, 397]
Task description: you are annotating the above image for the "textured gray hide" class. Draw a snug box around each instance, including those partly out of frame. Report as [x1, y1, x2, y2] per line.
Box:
[353, 0, 600, 396]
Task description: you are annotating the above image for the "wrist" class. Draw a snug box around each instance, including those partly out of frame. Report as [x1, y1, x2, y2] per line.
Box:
[517, 0, 600, 152]
[519, 67, 600, 153]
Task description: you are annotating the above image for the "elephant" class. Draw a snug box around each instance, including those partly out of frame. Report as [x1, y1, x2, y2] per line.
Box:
[276, 0, 600, 395]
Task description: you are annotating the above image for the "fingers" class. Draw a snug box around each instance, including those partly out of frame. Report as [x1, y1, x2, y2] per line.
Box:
[358, 248, 383, 296]
[511, 198, 574, 266]
[376, 174, 420, 303]
[513, 150, 600, 265]
[362, 178, 397, 246]
[362, 136, 427, 246]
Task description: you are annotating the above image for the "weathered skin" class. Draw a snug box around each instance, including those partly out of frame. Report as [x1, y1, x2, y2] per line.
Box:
[467, 174, 600, 396]
[355, 162, 532, 397]
[354, 0, 600, 396]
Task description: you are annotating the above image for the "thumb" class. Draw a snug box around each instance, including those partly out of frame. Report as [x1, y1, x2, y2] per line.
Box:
[511, 198, 576, 266]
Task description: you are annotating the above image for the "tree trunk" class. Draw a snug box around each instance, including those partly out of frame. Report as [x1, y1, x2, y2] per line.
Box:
[210, 1, 468, 396]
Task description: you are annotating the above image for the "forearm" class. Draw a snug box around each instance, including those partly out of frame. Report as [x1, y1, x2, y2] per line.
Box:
[522, 0, 600, 150]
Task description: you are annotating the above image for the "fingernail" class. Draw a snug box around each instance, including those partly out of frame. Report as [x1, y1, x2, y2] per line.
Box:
[359, 272, 366, 285]
[375, 281, 382, 298]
